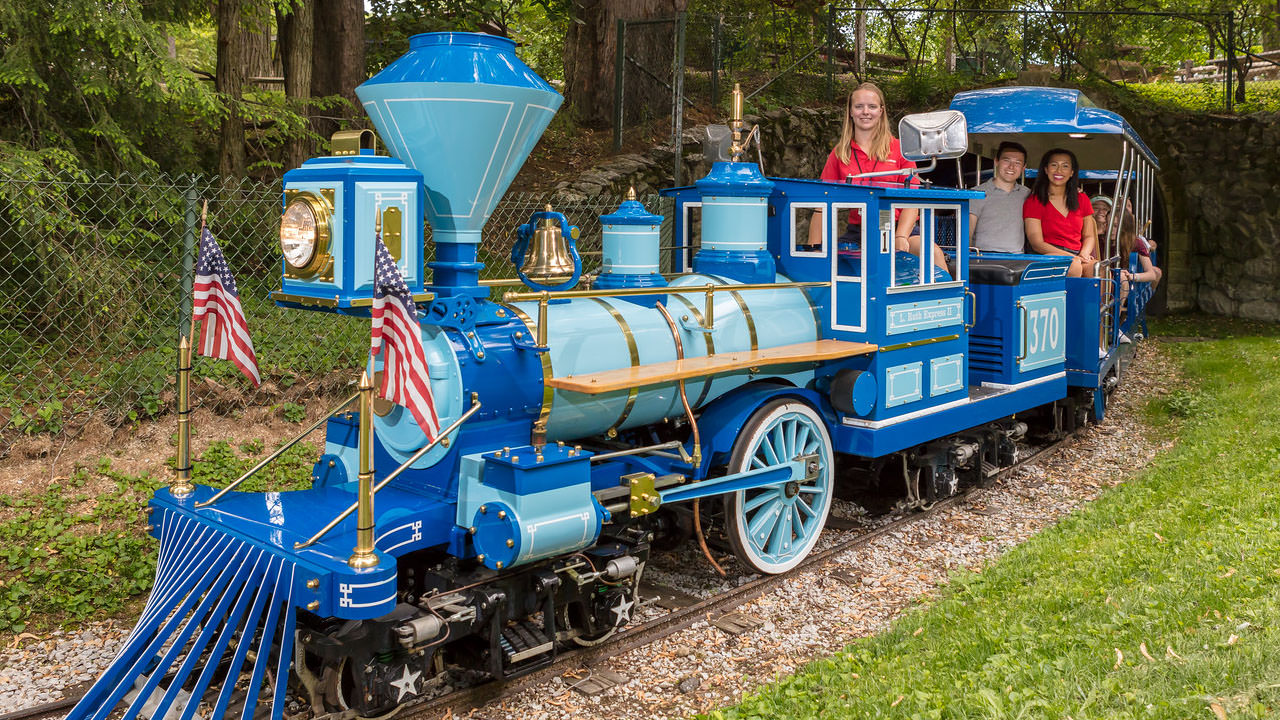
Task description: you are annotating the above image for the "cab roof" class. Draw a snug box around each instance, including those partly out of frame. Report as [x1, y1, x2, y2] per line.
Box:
[950, 87, 1159, 170]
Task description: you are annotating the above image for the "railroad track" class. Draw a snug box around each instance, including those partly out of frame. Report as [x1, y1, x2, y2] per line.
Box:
[389, 434, 1072, 720]
[1, 437, 1069, 720]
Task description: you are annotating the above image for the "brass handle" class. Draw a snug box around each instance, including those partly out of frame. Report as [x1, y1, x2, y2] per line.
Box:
[964, 290, 976, 331]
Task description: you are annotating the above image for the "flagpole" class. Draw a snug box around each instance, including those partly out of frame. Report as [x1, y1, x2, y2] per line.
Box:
[171, 199, 207, 500]
[348, 369, 379, 569]
[188, 200, 207, 344]
[170, 336, 195, 499]
[349, 210, 384, 569]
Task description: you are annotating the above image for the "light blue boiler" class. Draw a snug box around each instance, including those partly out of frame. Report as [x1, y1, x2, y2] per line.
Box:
[508, 276, 821, 440]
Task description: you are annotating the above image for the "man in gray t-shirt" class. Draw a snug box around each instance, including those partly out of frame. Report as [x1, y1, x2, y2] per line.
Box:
[969, 141, 1030, 253]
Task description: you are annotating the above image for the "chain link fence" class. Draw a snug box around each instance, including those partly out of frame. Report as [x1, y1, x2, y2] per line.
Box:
[0, 172, 674, 448]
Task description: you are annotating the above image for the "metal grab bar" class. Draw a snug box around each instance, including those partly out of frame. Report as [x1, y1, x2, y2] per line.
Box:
[195, 391, 360, 508]
[1016, 301, 1029, 363]
[294, 393, 482, 550]
[501, 279, 827, 303]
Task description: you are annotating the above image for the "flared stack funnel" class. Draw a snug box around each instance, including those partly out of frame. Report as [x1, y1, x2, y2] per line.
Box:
[357, 32, 563, 298]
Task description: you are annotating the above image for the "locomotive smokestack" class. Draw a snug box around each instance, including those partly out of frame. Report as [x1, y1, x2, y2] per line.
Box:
[356, 32, 563, 299]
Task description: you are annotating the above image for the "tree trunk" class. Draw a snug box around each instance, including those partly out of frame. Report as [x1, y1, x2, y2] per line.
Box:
[217, 0, 247, 179]
[279, 0, 315, 168]
[563, 0, 688, 129]
[243, 13, 278, 84]
[311, 0, 365, 145]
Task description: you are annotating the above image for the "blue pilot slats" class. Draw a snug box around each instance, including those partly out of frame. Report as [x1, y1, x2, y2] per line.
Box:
[67, 509, 297, 720]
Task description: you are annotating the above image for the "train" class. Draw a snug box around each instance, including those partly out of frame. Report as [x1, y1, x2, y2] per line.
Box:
[69, 33, 1159, 720]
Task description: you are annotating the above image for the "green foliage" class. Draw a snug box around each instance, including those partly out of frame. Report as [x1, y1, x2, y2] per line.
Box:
[280, 402, 307, 423]
[0, 465, 160, 632]
[0, 0, 219, 176]
[366, 0, 568, 81]
[0, 439, 319, 631]
[1131, 80, 1280, 113]
[709, 327, 1280, 719]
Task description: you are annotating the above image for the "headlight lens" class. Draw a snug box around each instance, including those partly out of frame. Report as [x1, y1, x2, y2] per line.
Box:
[280, 201, 317, 268]
[279, 192, 332, 276]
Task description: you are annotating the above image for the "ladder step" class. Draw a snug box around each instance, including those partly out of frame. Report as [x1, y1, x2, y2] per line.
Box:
[500, 622, 554, 665]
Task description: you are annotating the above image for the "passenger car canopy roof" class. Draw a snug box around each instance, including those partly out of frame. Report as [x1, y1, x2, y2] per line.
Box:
[949, 87, 1159, 171]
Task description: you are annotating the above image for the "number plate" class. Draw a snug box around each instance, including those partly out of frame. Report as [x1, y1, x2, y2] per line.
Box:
[1018, 291, 1067, 372]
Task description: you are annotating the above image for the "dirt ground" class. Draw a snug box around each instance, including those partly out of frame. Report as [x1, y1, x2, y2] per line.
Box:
[0, 397, 347, 502]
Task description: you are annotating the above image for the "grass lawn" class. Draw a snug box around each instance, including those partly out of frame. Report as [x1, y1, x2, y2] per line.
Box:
[0, 437, 318, 634]
[707, 317, 1280, 720]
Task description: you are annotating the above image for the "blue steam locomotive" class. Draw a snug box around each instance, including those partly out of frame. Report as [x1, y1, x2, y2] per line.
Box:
[71, 33, 1154, 720]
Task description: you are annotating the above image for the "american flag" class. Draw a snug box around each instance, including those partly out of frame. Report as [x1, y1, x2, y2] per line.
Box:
[371, 232, 440, 440]
[193, 228, 261, 386]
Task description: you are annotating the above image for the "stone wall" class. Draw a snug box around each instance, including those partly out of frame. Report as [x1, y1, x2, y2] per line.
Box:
[1113, 105, 1280, 320]
[554, 96, 1280, 321]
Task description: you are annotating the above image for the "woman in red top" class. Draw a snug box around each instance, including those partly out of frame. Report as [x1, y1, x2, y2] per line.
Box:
[1023, 148, 1098, 278]
[809, 84, 942, 267]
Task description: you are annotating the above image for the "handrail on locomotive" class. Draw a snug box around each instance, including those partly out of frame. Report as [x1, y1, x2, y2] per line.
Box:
[195, 390, 361, 507]
[295, 392, 484, 550]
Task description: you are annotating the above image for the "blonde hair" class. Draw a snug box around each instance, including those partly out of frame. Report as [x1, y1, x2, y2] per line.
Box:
[836, 83, 892, 164]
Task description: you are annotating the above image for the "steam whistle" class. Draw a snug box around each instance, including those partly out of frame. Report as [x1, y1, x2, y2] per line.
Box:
[729, 83, 746, 161]
[726, 83, 762, 164]
[512, 204, 583, 292]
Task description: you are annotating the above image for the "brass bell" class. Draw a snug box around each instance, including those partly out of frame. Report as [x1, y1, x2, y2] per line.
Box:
[518, 205, 577, 285]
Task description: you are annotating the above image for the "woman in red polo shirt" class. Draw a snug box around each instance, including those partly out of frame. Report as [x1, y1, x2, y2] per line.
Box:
[1023, 148, 1098, 278]
[808, 83, 942, 267]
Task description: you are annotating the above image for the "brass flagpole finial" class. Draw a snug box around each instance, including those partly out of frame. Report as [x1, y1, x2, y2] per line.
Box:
[200, 200, 208, 232]
[349, 369, 380, 569]
[170, 336, 196, 499]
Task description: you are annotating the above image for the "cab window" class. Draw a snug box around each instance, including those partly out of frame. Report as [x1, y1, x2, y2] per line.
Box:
[790, 203, 826, 256]
[889, 204, 960, 289]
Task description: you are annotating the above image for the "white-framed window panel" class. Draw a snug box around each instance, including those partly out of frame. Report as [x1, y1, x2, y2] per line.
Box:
[830, 202, 867, 333]
[789, 202, 827, 257]
[888, 202, 964, 293]
[681, 201, 702, 271]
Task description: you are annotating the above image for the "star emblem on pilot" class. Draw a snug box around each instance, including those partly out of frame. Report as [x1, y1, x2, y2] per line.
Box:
[611, 594, 635, 625]
[390, 664, 421, 702]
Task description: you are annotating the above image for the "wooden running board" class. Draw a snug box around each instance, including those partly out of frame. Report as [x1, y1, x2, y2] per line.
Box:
[546, 339, 877, 395]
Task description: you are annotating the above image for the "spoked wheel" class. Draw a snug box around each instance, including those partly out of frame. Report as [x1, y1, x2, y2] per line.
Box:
[724, 399, 835, 575]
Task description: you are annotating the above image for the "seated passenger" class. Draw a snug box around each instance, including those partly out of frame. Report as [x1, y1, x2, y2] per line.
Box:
[1123, 197, 1157, 254]
[969, 141, 1030, 253]
[809, 83, 946, 269]
[1118, 210, 1162, 289]
[1091, 195, 1115, 241]
[1022, 148, 1098, 278]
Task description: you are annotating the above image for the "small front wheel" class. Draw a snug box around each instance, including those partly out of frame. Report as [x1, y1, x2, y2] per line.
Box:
[724, 399, 835, 574]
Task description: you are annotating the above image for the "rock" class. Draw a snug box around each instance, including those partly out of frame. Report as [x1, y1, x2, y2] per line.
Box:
[677, 676, 701, 694]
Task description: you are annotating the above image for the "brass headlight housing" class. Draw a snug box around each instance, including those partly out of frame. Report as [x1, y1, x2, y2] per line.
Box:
[280, 192, 333, 277]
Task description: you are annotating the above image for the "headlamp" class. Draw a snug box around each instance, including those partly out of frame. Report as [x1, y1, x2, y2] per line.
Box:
[279, 192, 332, 277]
